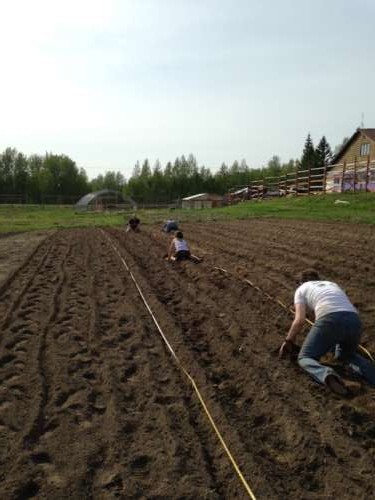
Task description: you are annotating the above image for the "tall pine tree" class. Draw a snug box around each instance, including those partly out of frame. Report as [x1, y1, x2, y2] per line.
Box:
[300, 133, 315, 171]
[314, 136, 332, 191]
[315, 136, 332, 170]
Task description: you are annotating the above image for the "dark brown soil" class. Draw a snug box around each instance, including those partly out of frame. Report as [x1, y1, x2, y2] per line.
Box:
[0, 231, 49, 286]
[1, 220, 375, 499]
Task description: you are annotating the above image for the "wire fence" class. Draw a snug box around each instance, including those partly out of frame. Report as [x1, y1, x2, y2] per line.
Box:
[0, 194, 83, 205]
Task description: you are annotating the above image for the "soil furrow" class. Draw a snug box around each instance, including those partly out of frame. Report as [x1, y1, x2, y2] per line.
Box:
[0, 237, 55, 335]
[106, 229, 284, 498]
[1, 222, 375, 499]
[108, 224, 375, 499]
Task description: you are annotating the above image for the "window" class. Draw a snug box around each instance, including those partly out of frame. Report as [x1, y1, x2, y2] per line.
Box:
[360, 143, 370, 156]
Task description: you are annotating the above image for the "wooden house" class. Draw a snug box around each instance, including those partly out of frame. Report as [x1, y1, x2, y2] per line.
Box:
[331, 128, 375, 164]
[326, 128, 375, 192]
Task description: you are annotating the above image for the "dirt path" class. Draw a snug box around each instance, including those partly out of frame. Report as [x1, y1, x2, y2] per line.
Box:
[1, 220, 375, 499]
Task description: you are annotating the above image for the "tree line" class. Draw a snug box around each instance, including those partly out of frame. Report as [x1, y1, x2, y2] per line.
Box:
[123, 133, 334, 203]
[124, 155, 299, 204]
[0, 133, 334, 204]
[0, 148, 125, 203]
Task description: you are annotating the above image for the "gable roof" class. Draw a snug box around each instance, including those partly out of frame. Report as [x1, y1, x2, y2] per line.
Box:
[332, 128, 375, 164]
[362, 129, 375, 141]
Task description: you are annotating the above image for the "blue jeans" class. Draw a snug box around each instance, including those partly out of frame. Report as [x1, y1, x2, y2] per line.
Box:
[298, 311, 375, 386]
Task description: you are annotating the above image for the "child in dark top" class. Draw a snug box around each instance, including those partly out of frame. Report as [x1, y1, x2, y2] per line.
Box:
[127, 215, 140, 232]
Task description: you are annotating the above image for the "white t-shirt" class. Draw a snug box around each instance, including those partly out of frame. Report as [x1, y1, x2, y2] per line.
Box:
[294, 281, 357, 320]
[174, 238, 189, 252]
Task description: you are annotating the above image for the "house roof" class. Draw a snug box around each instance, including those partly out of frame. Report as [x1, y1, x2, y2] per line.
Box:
[332, 128, 375, 164]
[362, 129, 375, 141]
[182, 193, 223, 201]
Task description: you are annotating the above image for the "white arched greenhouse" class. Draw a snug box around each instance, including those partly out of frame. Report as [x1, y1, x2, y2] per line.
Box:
[74, 189, 136, 212]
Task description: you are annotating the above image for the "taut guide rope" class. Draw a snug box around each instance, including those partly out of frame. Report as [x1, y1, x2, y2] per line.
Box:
[100, 230, 257, 500]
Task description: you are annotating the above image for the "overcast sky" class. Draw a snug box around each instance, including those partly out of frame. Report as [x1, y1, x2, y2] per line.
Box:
[0, 0, 374, 179]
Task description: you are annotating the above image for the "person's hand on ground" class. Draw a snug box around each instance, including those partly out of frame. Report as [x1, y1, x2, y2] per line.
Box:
[279, 339, 294, 358]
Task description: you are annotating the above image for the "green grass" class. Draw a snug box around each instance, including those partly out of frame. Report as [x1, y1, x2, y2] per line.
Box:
[203, 191, 375, 224]
[0, 205, 126, 233]
[0, 192, 374, 233]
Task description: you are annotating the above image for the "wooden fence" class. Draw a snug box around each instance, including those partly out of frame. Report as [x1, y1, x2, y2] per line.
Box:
[227, 159, 375, 203]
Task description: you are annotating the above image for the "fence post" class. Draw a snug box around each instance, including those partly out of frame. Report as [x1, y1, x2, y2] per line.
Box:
[295, 164, 299, 196]
[341, 162, 346, 193]
[323, 163, 328, 193]
[365, 156, 370, 192]
[307, 164, 311, 194]
[353, 157, 357, 192]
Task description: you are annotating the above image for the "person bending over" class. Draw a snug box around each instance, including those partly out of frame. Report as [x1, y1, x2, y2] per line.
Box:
[167, 231, 191, 261]
[279, 269, 375, 395]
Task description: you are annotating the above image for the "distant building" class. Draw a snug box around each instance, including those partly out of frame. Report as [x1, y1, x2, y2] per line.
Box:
[181, 193, 224, 209]
[326, 128, 375, 192]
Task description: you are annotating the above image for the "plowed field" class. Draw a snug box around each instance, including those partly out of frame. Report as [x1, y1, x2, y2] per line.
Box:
[1, 219, 375, 499]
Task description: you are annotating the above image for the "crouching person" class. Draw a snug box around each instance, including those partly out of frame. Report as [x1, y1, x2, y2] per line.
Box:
[126, 214, 140, 232]
[163, 219, 179, 233]
[279, 269, 375, 396]
[167, 231, 191, 262]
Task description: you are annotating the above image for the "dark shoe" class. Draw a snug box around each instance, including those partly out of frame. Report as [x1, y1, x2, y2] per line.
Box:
[325, 374, 350, 396]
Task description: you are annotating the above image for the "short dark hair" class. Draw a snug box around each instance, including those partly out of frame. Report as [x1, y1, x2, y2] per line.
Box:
[176, 231, 183, 239]
[297, 269, 320, 284]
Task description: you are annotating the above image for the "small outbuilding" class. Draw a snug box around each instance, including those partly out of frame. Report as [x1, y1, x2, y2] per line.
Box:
[75, 189, 136, 212]
[181, 193, 224, 209]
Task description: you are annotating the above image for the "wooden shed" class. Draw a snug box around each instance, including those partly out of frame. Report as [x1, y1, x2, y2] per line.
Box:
[181, 193, 224, 209]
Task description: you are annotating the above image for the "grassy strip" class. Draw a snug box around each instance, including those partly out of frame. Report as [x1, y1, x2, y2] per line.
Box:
[0, 205, 126, 233]
[0, 192, 374, 233]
